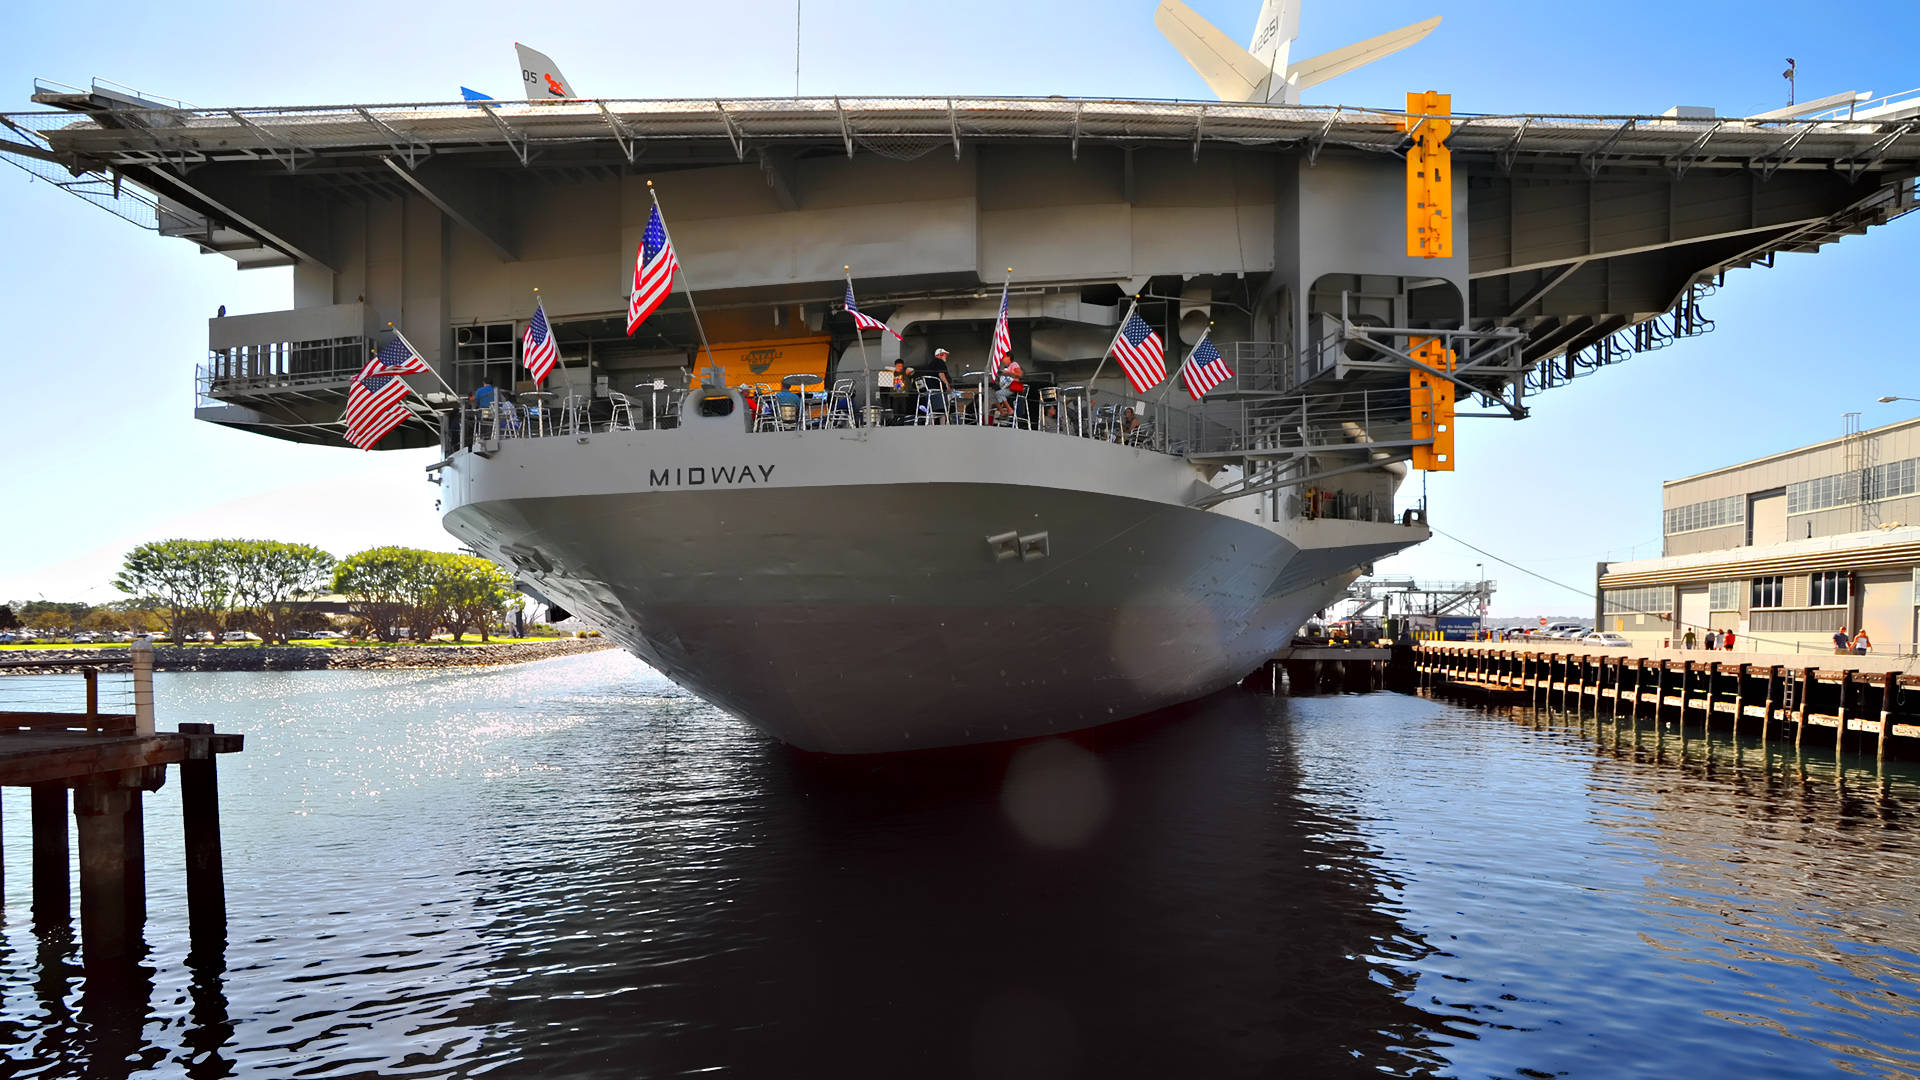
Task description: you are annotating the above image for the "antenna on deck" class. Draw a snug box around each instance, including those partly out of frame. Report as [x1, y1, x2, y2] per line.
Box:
[1784, 57, 1797, 106]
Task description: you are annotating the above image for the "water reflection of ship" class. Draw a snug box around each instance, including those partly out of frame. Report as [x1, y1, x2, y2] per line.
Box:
[452, 694, 1448, 1076]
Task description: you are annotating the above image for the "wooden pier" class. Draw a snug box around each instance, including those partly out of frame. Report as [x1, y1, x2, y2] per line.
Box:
[1415, 645, 1920, 758]
[1, 643, 243, 966]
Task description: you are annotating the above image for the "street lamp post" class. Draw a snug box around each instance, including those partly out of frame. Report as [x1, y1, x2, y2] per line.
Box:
[1878, 396, 1920, 404]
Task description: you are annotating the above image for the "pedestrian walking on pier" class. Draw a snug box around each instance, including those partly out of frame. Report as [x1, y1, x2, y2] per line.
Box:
[1853, 629, 1871, 656]
[1723, 628, 1735, 651]
[1683, 628, 1696, 649]
[1834, 627, 1850, 654]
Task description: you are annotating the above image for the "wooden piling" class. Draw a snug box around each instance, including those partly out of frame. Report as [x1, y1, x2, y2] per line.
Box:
[1733, 663, 1749, 734]
[124, 789, 146, 928]
[74, 779, 131, 965]
[1878, 672, 1897, 761]
[1762, 665, 1780, 741]
[180, 723, 228, 954]
[30, 784, 69, 927]
[1796, 667, 1816, 748]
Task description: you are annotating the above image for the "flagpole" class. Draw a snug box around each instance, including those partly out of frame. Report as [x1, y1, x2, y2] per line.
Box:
[983, 267, 1009, 428]
[1086, 295, 1137, 394]
[533, 288, 579, 427]
[845, 266, 873, 418]
[387, 324, 460, 401]
[647, 181, 719, 385]
[1161, 323, 1203, 440]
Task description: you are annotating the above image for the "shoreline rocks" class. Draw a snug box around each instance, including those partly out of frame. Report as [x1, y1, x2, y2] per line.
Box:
[0, 638, 616, 673]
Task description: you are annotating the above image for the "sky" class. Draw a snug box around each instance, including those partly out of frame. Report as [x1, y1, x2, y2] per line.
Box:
[1, 0, 1917, 617]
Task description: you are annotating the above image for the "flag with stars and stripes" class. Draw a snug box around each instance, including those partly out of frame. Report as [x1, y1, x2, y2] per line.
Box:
[843, 280, 902, 341]
[986, 278, 1012, 380]
[343, 335, 429, 449]
[626, 204, 679, 336]
[523, 299, 560, 385]
[1179, 332, 1234, 400]
[1109, 305, 1166, 394]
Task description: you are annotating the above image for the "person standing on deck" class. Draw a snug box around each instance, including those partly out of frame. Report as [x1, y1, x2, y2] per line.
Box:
[1723, 628, 1735, 651]
[1853, 629, 1871, 655]
[1683, 628, 1696, 649]
[1834, 627, 1850, 654]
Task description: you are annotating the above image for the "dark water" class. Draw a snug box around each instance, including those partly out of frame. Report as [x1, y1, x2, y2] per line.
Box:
[3, 653, 1919, 1078]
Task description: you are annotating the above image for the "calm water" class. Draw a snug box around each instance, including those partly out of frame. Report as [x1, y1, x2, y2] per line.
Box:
[2, 653, 1919, 1078]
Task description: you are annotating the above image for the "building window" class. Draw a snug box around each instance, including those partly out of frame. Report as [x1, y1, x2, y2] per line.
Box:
[1867, 458, 1919, 502]
[1708, 580, 1741, 611]
[1663, 495, 1746, 535]
[1786, 458, 1920, 515]
[1603, 586, 1674, 618]
[1809, 570, 1849, 608]
[1751, 575, 1783, 609]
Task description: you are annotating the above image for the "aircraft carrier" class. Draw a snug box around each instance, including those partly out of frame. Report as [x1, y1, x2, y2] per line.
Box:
[5, 4, 1916, 751]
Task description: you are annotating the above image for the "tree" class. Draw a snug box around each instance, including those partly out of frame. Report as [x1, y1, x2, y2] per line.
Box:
[0, 605, 18, 631]
[436, 555, 516, 642]
[333, 546, 440, 642]
[19, 601, 90, 633]
[228, 541, 336, 644]
[115, 540, 235, 645]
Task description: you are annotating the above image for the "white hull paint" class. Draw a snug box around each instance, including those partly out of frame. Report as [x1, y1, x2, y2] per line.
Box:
[439, 420, 1424, 752]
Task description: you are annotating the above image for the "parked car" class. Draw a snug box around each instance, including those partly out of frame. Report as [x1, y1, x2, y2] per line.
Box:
[71, 631, 98, 644]
[221, 630, 263, 643]
[1588, 631, 1632, 648]
[194, 631, 217, 643]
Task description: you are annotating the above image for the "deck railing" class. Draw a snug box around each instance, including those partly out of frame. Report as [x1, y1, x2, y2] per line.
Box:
[444, 381, 1431, 475]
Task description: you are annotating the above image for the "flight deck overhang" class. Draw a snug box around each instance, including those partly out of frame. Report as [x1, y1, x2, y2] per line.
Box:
[4, 88, 1917, 451]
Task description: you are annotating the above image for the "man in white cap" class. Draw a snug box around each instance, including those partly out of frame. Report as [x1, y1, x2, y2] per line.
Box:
[922, 347, 953, 393]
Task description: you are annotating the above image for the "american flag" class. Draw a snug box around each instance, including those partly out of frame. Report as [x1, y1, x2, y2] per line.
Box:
[1180, 333, 1234, 400]
[343, 336, 428, 449]
[986, 279, 1012, 379]
[626, 204, 679, 336]
[843, 280, 902, 340]
[1110, 307, 1166, 394]
[523, 300, 560, 385]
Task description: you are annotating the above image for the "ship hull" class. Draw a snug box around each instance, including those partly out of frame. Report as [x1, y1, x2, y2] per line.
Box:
[441, 423, 1423, 752]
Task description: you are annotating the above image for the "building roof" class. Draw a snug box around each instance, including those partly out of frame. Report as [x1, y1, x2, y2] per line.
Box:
[1662, 415, 1920, 488]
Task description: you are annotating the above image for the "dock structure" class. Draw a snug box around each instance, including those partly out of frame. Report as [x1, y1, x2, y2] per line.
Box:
[1247, 644, 1399, 695]
[1415, 645, 1919, 758]
[0, 643, 243, 966]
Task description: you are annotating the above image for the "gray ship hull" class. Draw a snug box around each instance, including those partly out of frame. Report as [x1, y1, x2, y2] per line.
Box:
[440, 420, 1423, 752]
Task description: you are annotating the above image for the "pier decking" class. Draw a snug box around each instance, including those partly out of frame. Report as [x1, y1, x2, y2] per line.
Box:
[1416, 645, 1919, 758]
[1, 645, 243, 966]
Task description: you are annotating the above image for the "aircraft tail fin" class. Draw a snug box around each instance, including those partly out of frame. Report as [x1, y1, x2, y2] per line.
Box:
[1154, 0, 1274, 103]
[514, 43, 575, 99]
[1285, 16, 1442, 93]
[1156, 1, 1438, 104]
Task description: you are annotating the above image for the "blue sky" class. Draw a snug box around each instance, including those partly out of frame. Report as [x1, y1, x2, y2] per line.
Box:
[1, 0, 1916, 615]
